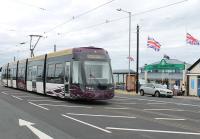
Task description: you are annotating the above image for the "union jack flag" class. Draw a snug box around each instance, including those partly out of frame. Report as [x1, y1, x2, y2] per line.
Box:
[186, 33, 200, 45]
[127, 56, 134, 61]
[147, 36, 161, 51]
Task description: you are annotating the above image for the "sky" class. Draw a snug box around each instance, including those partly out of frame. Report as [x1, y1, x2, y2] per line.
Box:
[0, 0, 200, 70]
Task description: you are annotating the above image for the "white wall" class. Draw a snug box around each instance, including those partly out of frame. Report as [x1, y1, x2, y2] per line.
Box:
[190, 63, 200, 73]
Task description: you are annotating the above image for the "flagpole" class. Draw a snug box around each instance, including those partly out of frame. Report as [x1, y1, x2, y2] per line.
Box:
[185, 21, 188, 47]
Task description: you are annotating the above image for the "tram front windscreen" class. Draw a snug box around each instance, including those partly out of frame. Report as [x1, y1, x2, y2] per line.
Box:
[84, 61, 113, 85]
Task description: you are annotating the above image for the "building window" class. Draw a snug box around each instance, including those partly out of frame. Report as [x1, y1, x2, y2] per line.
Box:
[191, 79, 195, 89]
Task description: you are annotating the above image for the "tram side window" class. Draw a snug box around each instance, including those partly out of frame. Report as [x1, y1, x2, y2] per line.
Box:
[8, 68, 11, 79]
[3, 69, 6, 79]
[2, 69, 6, 79]
[18, 67, 25, 80]
[55, 63, 64, 84]
[72, 61, 82, 84]
[27, 67, 32, 81]
[18, 68, 22, 79]
[1, 69, 4, 79]
[37, 65, 43, 82]
[13, 68, 16, 80]
[47, 64, 55, 83]
[47, 63, 64, 84]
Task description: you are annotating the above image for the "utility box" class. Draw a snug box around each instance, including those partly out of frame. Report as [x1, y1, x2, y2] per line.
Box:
[126, 75, 136, 91]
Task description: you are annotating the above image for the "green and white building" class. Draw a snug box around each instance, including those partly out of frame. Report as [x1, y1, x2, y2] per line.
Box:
[140, 57, 190, 90]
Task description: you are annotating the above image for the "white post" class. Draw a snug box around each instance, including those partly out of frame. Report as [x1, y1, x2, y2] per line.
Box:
[145, 71, 148, 82]
[182, 63, 187, 85]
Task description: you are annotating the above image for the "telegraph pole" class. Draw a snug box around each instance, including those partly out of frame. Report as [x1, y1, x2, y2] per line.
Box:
[29, 35, 42, 57]
[136, 25, 139, 94]
[54, 44, 56, 52]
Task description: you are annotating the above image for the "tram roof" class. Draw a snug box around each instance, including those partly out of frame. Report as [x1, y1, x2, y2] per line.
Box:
[5, 47, 107, 66]
[47, 49, 73, 58]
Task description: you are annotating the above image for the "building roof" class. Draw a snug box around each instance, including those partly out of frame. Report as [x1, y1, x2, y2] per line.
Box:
[151, 58, 186, 65]
[187, 58, 200, 71]
[142, 58, 191, 71]
[113, 69, 136, 74]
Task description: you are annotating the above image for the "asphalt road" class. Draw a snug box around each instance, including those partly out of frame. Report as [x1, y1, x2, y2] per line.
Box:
[0, 86, 200, 139]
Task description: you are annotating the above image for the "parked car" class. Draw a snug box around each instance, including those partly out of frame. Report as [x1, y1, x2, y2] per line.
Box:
[140, 83, 173, 98]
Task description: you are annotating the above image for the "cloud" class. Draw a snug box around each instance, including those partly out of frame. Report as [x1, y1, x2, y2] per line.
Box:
[0, 0, 199, 70]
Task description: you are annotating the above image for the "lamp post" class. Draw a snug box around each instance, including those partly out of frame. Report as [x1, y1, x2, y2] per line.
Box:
[116, 8, 132, 75]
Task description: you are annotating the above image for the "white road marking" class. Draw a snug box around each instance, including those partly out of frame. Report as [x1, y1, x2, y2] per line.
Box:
[130, 98, 200, 108]
[147, 102, 167, 105]
[114, 96, 129, 99]
[144, 109, 185, 111]
[67, 113, 136, 119]
[113, 98, 133, 101]
[104, 107, 130, 110]
[116, 98, 147, 101]
[115, 102, 137, 105]
[154, 118, 186, 121]
[62, 114, 111, 133]
[28, 100, 63, 103]
[1, 91, 8, 95]
[18, 96, 45, 99]
[19, 119, 53, 139]
[8, 93, 26, 95]
[28, 102, 49, 110]
[39, 104, 92, 109]
[106, 127, 200, 135]
[12, 95, 23, 100]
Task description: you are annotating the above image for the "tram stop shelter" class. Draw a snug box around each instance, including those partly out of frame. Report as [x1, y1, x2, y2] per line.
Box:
[113, 69, 136, 91]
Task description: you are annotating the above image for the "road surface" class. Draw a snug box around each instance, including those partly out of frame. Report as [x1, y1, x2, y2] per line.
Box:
[0, 86, 200, 139]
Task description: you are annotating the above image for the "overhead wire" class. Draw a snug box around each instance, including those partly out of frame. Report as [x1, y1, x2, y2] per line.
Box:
[57, 0, 188, 36]
[11, 0, 47, 11]
[44, 0, 116, 34]
[16, 0, 188, 48]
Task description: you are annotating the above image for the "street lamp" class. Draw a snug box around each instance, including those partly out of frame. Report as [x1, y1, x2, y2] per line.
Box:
[116, 8, 132, 75]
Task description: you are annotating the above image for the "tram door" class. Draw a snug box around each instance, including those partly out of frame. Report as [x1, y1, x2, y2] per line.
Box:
[32, 66, 37, 92]
[64, 62, 70, 97]
[10, 69, 13, 87]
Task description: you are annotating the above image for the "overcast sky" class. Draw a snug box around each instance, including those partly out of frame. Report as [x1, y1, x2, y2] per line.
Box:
[0, 0, 199, 70]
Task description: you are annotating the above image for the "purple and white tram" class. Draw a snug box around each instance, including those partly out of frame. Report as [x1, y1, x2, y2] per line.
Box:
[1, 47, 114, 100]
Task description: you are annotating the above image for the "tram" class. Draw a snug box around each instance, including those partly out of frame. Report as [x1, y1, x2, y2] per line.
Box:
[1, 47, 114, 100]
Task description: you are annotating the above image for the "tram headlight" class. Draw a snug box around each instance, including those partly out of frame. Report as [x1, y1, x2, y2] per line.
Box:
[86, 86, 94, 91]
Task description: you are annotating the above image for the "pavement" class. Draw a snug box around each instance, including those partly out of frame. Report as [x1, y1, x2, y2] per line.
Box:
[1, 86, 200, 139]
[115, 89, 200, 100]
[174, 95, 200, 100]
[115, 89, 137, 95]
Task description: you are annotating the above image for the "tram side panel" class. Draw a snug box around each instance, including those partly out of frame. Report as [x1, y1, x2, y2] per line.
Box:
[1, 65, 8, 86]
[12, 67, 17, 88]
[45, 55, 70, 98]
[7, 63, 11, 87]
[7, 62, 18, 88]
